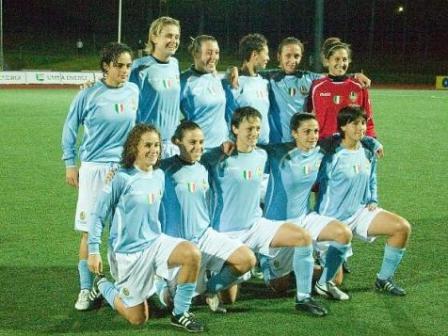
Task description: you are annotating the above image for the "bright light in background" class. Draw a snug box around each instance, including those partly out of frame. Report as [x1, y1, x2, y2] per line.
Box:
[397, 5, 404, 13]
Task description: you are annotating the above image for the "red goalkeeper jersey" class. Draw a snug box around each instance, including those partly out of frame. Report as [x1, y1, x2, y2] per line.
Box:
[308, 76, 376, 140]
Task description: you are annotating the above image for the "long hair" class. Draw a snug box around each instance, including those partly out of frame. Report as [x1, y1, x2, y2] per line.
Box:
[121, 124, 162, 169]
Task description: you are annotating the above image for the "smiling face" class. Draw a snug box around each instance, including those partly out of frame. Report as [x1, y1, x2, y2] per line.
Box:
[151, 24, 180, 60]
[103, 52, 132, 87]
[291, 118, 319, 152]
[194, 40, 220, 73]
[278, 43, 303, 74]
[232, 116, 261, 152]
[325, 48, 350, 76]
[134, 131, 161, 171]
[176, 128, 205, 163]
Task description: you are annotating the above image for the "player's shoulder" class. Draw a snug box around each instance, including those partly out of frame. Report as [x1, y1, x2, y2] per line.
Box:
[159, 155, 179, 171]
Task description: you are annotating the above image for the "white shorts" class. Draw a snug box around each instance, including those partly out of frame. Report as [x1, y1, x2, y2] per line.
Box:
[261, 212, 335, 282]
[315, 206, 383, 265]
[74, 162, 119, 232]
[195, 228, 243, 294]
[112, 234, 184, 308]
[344, 206, 383, 242]
[290, 212, 335, 240]
[223, 217, 284, 258]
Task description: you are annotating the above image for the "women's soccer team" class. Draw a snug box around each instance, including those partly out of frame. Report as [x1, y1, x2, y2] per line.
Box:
[62, 16, 411, 333]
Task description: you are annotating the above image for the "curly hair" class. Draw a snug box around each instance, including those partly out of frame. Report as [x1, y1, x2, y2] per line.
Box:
[100, 42, 133, 75]
[121, 124, 162, 169]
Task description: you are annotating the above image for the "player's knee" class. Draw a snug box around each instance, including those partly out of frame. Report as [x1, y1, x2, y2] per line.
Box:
[127, 312, 147, 325]
[239, 247, 257, 273]
[396, 217, 411, 239]
[334, 223, 352, 244]
[293, 228, 312, 247]
[183, 244, 201, 266]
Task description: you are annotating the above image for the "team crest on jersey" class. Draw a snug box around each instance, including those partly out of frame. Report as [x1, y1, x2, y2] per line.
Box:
[256, 89, 268, 99]
[122, 288, 130, 296]
[288, 87, 297, 96]
[208, 86, 218, 95]
[201, 179, 209, 190]
[353, 163, 362, 174]
[349, 91, 358, 102]
[114, 103, 125, 113]
[130, 97, 137, 111]
[273, 260, 280, 269]
[333, 95, 341, 104]
[79, 211, 86, 221]
[300, 85, 309, 95]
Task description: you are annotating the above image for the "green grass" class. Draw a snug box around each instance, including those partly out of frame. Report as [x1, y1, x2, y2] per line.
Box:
[0, 88, 447, 335]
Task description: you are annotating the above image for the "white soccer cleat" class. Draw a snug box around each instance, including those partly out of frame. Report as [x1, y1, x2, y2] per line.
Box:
[205, 294, 227, 314]
[314, 281, 350, 301]
[74, 289, 91, 310]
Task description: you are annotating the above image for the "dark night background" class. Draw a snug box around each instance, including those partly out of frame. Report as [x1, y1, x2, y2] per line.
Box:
[2, 0, 448, 79]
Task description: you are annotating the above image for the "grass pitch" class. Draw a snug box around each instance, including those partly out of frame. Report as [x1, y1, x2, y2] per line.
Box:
[0, 88, 447, 336]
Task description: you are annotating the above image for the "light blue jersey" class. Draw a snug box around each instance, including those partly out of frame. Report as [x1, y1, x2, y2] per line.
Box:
[88, 167, 165, 254]
[202, 147, 267, 232]
[61, 81, 138, 167]
[223, 74, 270, 144]
[130, 55, 181, 141]
[317, 144, 377, 221]
[160, 156, 210, 242]
[180, 68, 228, 150]
[264, 143, 323, 220]
[266, 71, 321, 143]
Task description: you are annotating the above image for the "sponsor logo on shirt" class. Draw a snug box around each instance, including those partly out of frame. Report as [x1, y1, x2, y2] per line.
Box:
[320, 92, 331, 97]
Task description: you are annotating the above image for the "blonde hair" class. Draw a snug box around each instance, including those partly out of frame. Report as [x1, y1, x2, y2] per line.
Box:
[145, 16, 180, 54]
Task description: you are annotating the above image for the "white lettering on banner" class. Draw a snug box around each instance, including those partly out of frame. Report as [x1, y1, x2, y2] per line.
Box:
[0, 71, 98, 85]
[0, 72, 26, 83]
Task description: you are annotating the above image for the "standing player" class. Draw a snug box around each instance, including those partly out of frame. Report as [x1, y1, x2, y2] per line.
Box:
[202, 107, 328, 316]
[61, 42, 138, 311]
[223, 33, 271, 145]
[308, 37, 376, 140]
[129, 16, 181, 157]
[159, 121, 256, 313]
[180, 35, 228, 151]
[229, 37, 371, 143]
[316, 106, 411, 296]
[87, 124, 205, 332]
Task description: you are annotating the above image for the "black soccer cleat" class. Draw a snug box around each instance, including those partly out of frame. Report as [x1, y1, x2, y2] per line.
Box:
[375, 277, 406, 296]
[171, 311, 205, 333]
[295, 297, 328, 317]
[86, 274, 104, 310]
